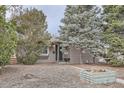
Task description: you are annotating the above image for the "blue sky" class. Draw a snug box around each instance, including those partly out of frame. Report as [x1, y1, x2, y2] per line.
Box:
[24, 5, 66, 36]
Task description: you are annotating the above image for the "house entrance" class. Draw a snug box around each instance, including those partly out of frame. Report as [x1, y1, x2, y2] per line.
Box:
[55, 45, 63, 61]
[59, 46, 63, 61]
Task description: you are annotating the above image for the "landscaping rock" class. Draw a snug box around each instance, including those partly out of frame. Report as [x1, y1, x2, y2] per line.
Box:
[23, 74, 37, 79]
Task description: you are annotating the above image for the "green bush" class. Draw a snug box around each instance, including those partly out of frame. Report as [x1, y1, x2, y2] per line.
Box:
[0, 6, 17, 67]
[109, 58, 124, 67]
[19, 53, 38, 65]
[16, 42, 41, 65]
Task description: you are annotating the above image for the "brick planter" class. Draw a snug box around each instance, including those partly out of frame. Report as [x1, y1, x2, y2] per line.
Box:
[80, 69, 117, 84]
[10, 57, 17, 65]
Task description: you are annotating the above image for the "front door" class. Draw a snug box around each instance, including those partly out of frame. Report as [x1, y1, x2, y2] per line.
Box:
[55, 45, 58, 61]
[55, 45, 63, 61]
[59, 46, 63, 61]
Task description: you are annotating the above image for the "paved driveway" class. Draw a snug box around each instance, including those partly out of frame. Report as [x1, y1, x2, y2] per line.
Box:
[0, 64, 124, 88]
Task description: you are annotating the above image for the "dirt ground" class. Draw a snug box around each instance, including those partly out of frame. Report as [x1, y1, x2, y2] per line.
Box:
[0, 63, 124, 88]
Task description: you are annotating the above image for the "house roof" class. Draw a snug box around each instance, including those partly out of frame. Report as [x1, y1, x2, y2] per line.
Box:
[50, 38, 64, 43]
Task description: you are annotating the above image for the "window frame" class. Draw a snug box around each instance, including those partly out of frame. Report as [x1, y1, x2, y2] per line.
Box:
[41, 47, 49, 56]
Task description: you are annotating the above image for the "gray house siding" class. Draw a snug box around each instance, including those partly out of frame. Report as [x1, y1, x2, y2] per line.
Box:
[48, 47, 56, 62]
[39, 56, 49, 60]
[81, 49, 94, 64]
[69, 48, 95, 64]
[38, 46, 95, 64]
[69, 47, 81, 64]
[37, 44, 99, 64]
[37, 47, 56, 63]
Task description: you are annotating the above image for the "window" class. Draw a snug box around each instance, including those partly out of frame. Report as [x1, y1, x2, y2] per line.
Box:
[41, 46, 49, 56]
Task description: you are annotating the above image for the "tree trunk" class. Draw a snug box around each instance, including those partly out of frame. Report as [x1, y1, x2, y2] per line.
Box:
[0, 67, 2, 75]
[93, 55, 96, 64]
[80, 48, 83, 64]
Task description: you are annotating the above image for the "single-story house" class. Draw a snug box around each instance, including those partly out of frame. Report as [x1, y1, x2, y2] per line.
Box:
[37, 38, 104, 64]
[10, 38, 106, 64]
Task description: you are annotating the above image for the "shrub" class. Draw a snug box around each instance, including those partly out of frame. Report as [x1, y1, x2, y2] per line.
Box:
[0, 6, 17, 67]
[109, 58, 124, 67]
[13, 8, 51, 65]
[19, 52, 38, 65]
[16, 41, 42, 65]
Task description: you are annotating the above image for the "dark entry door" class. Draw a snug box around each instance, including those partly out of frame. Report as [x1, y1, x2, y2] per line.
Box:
[59, 46, 63, 61]
[55, 45, 63, 61]
[55, 45, 58, 61]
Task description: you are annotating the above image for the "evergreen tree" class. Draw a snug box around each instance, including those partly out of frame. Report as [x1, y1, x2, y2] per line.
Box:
[59, 5, 103, 63]
[102, 5, 124, 66]
[103, 5, 124, 34]
[0, 5, 17, 68]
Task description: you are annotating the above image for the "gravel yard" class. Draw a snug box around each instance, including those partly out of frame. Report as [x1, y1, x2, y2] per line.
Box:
[0, 63, 124, 88]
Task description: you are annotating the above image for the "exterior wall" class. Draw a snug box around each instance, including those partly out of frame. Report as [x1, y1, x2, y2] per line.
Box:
[48, 47, 56, 62]
[81, 49, 94, 64]
[39, 56, 49, 60]
[37, 45, 97, 64]
[69, 47, 81, 64]
[37, 47, 56, 63]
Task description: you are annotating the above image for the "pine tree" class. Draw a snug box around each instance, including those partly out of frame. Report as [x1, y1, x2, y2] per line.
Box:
[102, 5, 124, 66]
[59, 5, 103, 63]
[103, 5, 124, 34]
